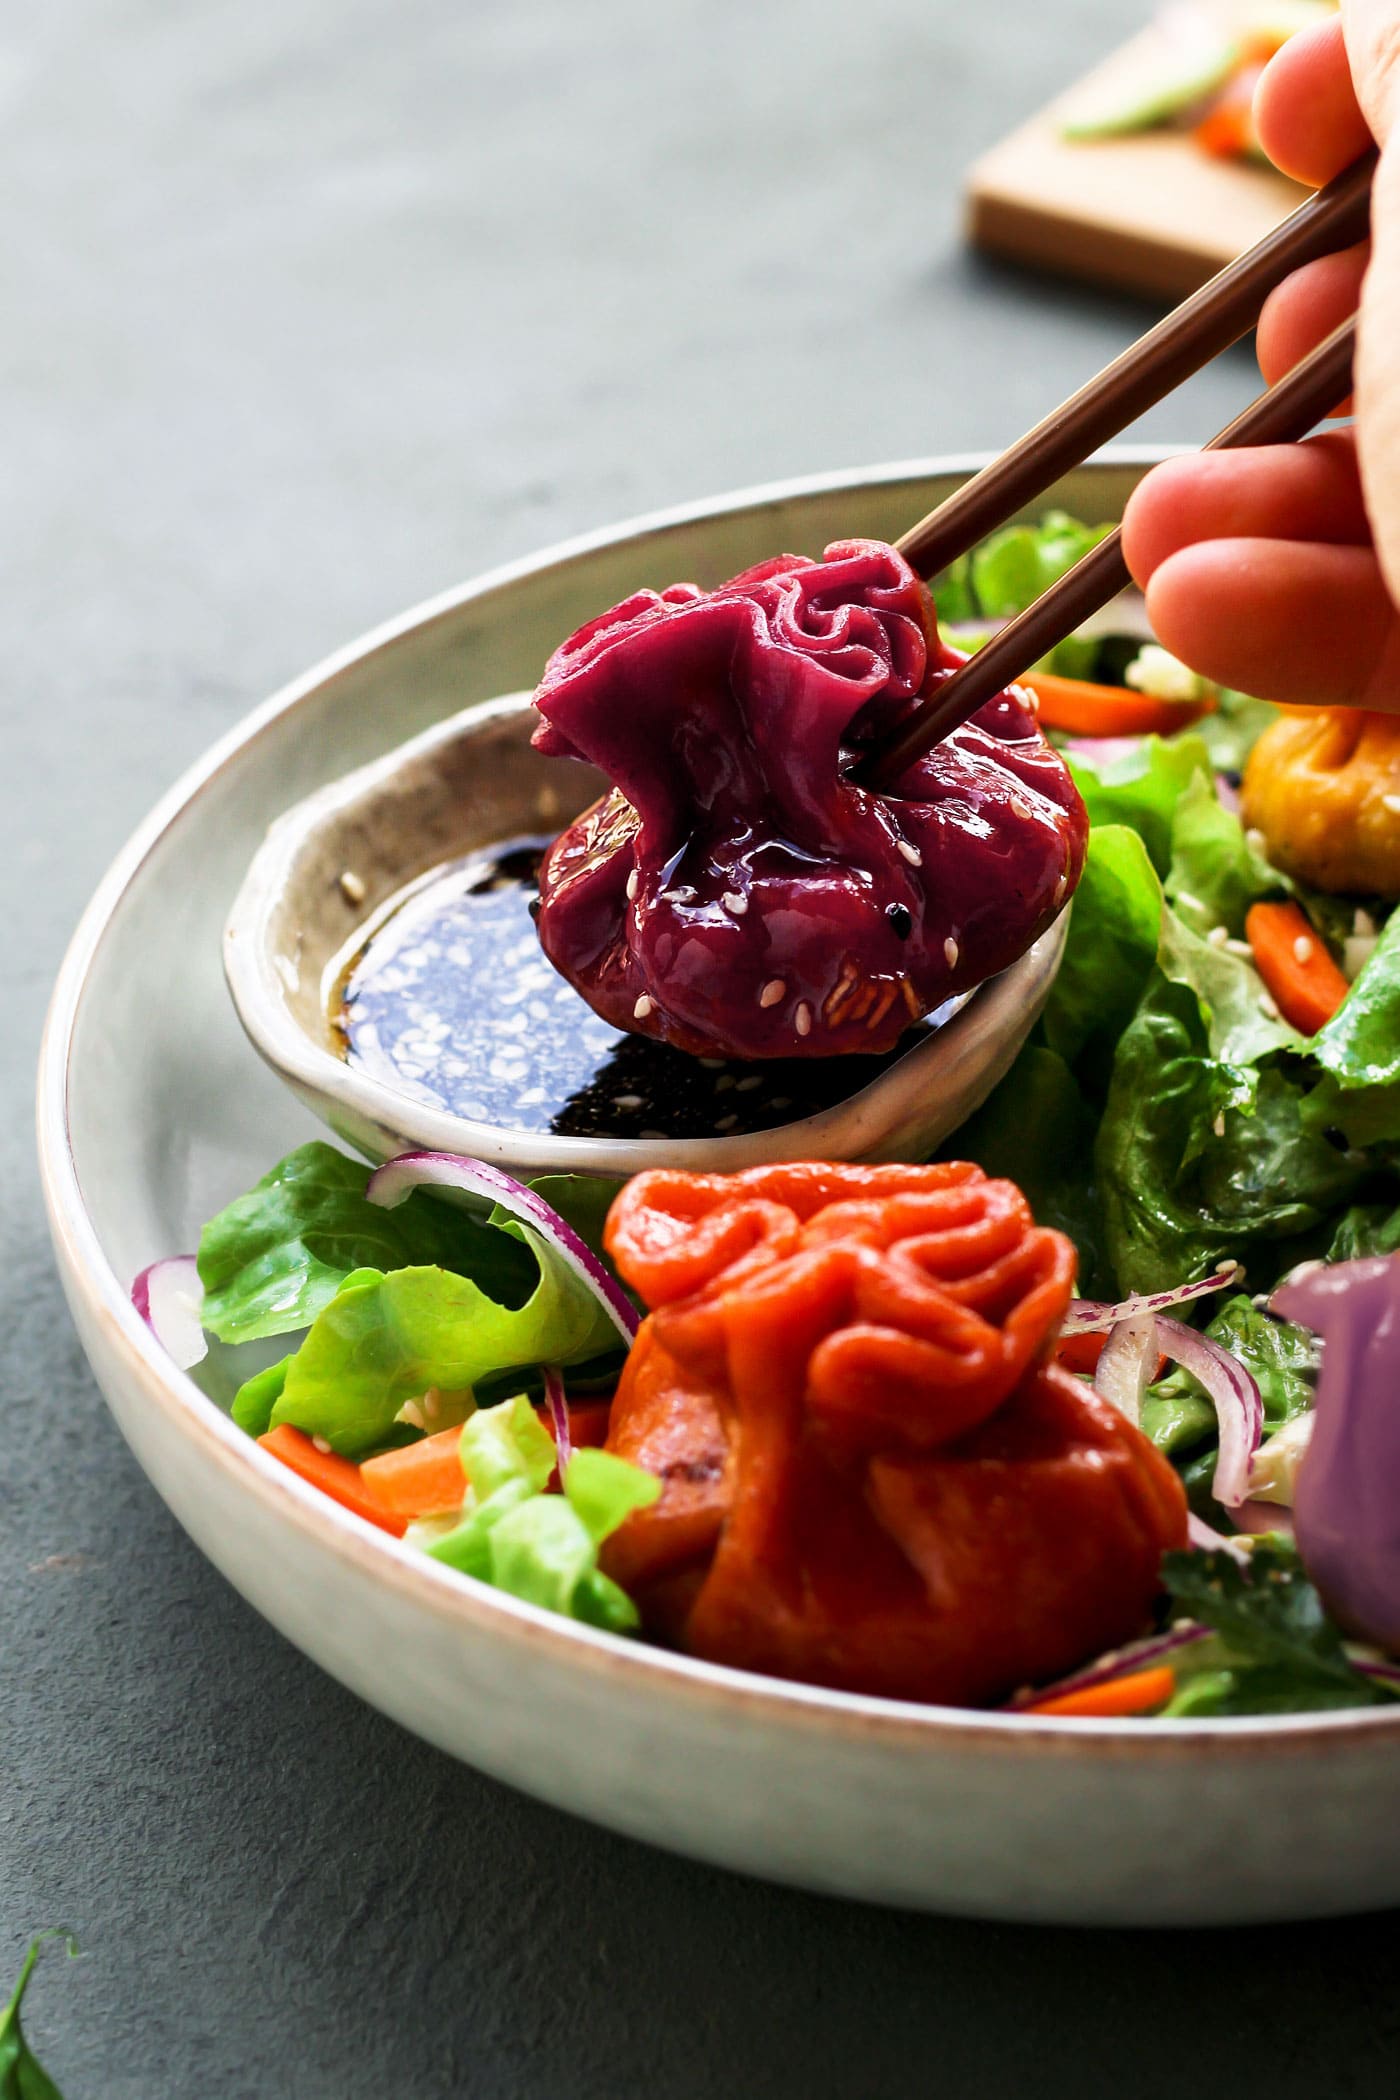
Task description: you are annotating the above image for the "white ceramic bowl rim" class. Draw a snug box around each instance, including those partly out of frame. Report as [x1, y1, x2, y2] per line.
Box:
[39, 449, 1400, 1754]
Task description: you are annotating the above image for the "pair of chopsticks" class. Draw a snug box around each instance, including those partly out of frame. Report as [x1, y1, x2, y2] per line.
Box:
[864, 151, 1375, 791]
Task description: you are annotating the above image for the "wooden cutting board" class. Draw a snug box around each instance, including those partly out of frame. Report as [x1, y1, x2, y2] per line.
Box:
[967, 17, 1311, 301]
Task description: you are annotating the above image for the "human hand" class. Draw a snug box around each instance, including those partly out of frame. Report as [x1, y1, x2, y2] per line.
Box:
[1121, 4, 1400, 708]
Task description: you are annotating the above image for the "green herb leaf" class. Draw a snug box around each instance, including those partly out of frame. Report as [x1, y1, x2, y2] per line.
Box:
[197, 1142, 535, 1343]
[1160, 1539, 1390, 1703]
[1193, 688, 1279, 774]
[1, 1932, 79, 2100]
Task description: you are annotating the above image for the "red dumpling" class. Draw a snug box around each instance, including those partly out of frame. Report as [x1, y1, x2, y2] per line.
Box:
[531, 540, 1086, 1060]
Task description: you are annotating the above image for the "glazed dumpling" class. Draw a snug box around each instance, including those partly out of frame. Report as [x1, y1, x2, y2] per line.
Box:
[1242, 709, 1400, 898]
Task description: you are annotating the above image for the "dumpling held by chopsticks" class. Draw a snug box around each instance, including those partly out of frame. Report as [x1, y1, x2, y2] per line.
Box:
[531, 539, 1086, 1060]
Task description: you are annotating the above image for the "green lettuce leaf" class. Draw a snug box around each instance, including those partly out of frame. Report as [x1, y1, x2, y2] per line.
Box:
[196, 1142, 535, 1343]
[232, 1357, 289, 1437]
[970, 510, 1113, 618]
[1326, 1201, 1400, 1262]
[427, 1398, 659, 1631]
[0, 1931, 79, 2100]
[1042, 823, 1162, 1097]
[1096, 973, 1365, 1292]
[1160, 1539, 1391, 1712]
[1069, 732, 1215, 878]
[1193, 689, 1279, 774]
[1302, 906, 1400, 1148]
[270, 1233, 618, 1455]
[1164, 769, 1281, 939]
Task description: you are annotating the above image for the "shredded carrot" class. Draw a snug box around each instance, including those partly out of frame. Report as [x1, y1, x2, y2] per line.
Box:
[360, 1423, 468, 1520]
[1246, 900, 1350, 1034]
[1024, 1665, 1176, 1718]
[1193, 60, 1268, 159]
[1021, 670, 1215, 739]
[258, 1424, 408, 1536]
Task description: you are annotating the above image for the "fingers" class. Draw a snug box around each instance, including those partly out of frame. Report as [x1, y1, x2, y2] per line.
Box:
[1257, 242, 1367, 406]
[1141, 538, 1400, 709]
[1122, 437, 1372, 588]
[1255, 16, 1373, 181]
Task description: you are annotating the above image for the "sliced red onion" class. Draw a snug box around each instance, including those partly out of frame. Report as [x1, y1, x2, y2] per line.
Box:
[1187, 1511, 1250, 1561]
[543, 1364, 572, 1480]
[366, 1151, 639, 1345]
[1006, 1624, 1209, 1710]
[1064, 1267, 1239, 1334]
[1154, 1313, 1262, 1509]
[1355, 1658, 1400, 1692]
[1093, 1313, 1157, 1427]
[131, 1255, 208, 1371]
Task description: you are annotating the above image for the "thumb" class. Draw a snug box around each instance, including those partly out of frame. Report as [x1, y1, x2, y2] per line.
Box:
[1344, 0, 1400, 143]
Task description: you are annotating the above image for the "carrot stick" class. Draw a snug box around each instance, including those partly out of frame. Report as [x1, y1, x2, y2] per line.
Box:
[1021, 670, 1214, 739]
[1246, 900, 1350, 1034]
[360, 1424, 468, 1520]
[565, 1401, 612, 1449]
[1024, 1665, 1176, 1718]
[258, 1424, 408, 1537]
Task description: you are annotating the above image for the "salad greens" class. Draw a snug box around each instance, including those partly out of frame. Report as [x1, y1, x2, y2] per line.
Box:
[1, 1933, 78, 2100]
[425, 1396, 659, 1631]
[197, 1141, 536, 1342]
[1161, 1540, 1393, 1717]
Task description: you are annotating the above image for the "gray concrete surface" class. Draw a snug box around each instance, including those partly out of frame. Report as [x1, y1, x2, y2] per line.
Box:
[5, 2, 1397, 2095]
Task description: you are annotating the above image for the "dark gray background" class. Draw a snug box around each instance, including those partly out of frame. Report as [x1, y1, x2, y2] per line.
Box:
[6, 2, 1396, 2094]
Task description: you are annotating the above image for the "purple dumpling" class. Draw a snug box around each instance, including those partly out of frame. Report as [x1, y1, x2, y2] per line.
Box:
[530, 538, 1086, 1060]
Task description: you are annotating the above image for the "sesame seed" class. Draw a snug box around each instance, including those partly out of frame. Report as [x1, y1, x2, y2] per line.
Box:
[613, 1093, 644, 1111]
[1054, 871, 1069, 905]
[1175, 891, 1205, 914]
[1215, 1258, 1237, 1274]
[312, 1435, 332, 1454]
[1245, 827, 1268, 857]
[401, 1400, 426, 1431]
[639, 1128, 667, 1140]
[1213, 1113, 1225, 1138]
[1207, 926, 1229, 948]
[760, 978, 786, 1008]
[698, 1057, 725, 1070]
[714, 1073, 735, 1092]
[795, 1002, 813, 1037]
[626, 869, 640, 901]
[1355, 908, 1377, 939]
[943, 936, 960, 969]
[338, 870, 366, 905]
[736, 1075, 762, 1092]
[422, 1388, 440, 1421]
[633, 994, 654, 1020]
[721, 891, 748, 916]
[1225, 937, 1254, 960]
[770, 1096, 791, 1110]
[1009, 794, 1032, 821]
[1259, 992, 1280, 1020]
[1293, 934, 1314, 964]
[1384, 794, 1400, 815]
[714, 1113, 740, 1133]
[896, 840, 922, 866]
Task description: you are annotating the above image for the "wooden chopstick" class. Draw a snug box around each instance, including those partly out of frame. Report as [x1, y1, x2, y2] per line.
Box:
[896, 151, 1374, 582]
[865, 313, 1357, 792]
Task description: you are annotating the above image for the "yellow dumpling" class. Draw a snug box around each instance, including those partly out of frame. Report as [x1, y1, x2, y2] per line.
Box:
[1241, 709, 1400, 898]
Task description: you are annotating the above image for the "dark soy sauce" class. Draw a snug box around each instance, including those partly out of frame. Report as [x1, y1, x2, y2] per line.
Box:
[336, 838, 950, 1139]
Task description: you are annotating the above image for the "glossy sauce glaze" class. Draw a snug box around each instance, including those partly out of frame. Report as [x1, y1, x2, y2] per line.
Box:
[335, 838, 958, 1140]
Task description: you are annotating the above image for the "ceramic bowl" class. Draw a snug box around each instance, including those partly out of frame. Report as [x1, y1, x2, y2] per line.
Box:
[39, 451, 1400, 1926]
[223, 687, 1069, 1176]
